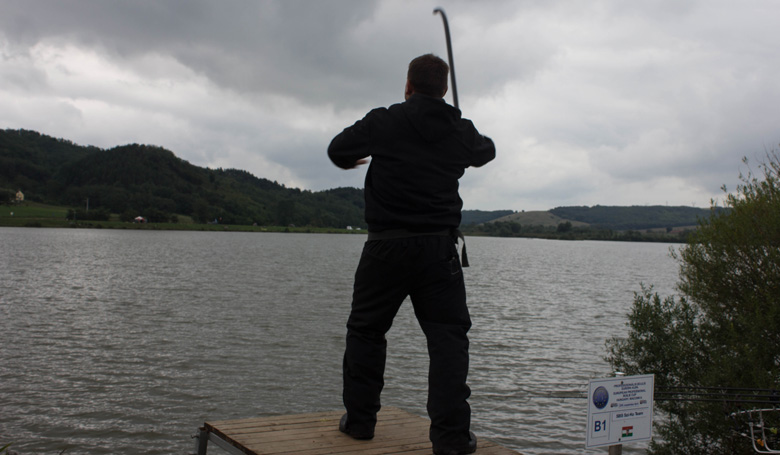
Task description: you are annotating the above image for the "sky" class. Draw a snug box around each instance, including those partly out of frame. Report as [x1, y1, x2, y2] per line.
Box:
[1, 0, 778, 211]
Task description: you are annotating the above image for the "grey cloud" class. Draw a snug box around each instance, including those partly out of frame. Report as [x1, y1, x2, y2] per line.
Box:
[1, 0, 778, 211]
[1, 0, 385, 104]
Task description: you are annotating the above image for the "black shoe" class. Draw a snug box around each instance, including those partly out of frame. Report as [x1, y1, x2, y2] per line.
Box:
[339, 413, 374, 440]
[432, 431, 477, 455]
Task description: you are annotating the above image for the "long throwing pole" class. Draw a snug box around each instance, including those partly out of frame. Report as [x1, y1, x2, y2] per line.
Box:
[433, 7, 459, 109]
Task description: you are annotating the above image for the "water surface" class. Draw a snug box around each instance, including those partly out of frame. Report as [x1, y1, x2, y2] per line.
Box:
[0, 228, 680, 454]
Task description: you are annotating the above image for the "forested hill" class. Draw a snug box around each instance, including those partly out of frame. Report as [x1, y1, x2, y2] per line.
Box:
[549, 205, 718, 230]
[0, 128, 365, 227]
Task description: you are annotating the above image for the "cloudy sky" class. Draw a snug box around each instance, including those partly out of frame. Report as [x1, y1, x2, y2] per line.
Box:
[1, 0, 777, 211]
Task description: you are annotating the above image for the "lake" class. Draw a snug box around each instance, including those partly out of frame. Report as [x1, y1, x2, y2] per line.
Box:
[0, 228, 680, 454]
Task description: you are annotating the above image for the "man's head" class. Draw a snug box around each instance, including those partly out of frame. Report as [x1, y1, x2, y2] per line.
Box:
[405, 54, 449, 100]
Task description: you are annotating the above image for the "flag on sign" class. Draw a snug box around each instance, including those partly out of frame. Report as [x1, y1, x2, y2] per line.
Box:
[622, 426, 634, 437]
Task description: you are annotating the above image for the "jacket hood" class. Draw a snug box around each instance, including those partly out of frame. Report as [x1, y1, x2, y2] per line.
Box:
[401, 94, 461, 142]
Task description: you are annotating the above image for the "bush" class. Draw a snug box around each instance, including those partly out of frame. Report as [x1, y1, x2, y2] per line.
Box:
[606, 151, 780, 455]
[0, 189, 14, 205]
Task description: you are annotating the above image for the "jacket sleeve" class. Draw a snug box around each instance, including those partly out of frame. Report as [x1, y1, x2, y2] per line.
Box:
[459, 119, 496, 168]
[327, 113, 372, 169]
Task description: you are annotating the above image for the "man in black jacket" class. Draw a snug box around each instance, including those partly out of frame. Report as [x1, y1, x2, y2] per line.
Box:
[328, 53, 495, 455]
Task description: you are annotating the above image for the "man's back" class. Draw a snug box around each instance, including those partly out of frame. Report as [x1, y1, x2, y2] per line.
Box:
[328, 93, 494, 232]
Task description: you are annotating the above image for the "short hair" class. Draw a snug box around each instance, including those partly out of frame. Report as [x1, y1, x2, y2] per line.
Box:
[407, 54, 449, 98]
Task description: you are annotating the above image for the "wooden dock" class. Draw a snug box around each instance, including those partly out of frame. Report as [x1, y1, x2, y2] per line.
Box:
[195, 407, 522, 455]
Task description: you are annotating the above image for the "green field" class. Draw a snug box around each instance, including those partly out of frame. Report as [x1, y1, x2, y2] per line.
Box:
[1, 203, 68, 218]
[0, 203, 69, 227]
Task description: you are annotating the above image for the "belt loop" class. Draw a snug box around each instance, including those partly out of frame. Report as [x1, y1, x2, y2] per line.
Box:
[454, 229, 469, 267]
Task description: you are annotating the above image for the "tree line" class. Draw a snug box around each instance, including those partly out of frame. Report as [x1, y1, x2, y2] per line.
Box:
[461, 220, 694, 242]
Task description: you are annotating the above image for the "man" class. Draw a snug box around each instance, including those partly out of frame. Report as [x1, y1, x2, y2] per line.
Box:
[328, 53, 495, 455]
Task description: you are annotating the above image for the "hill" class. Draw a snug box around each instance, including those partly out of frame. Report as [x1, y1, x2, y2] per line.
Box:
[470, 206, 714, 232]
[549, 205, 714, 230]
[463, 205, 715, 242]
[488, 210, 589, 228]
[460, 209, 514, 225]
[1, 129, 365, 228]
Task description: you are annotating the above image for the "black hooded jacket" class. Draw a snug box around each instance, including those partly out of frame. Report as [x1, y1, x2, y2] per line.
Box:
[328, 93, 495, 232]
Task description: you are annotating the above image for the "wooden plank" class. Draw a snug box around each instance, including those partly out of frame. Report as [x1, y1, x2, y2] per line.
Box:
[203, 407, 522, 455]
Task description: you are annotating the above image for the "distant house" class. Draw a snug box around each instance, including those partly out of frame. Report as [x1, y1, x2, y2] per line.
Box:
[15, 190, 24, 203]
[133, 216, 147, 223]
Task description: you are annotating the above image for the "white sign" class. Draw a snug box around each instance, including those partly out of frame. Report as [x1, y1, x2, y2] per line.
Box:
[586, 374, 654, 449]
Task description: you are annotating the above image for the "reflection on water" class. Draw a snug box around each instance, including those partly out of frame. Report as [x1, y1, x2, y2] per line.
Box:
[0, 228, 679, 454]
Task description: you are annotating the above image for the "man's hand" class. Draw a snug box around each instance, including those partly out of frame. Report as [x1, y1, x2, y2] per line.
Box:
[348, 159, 369, 169]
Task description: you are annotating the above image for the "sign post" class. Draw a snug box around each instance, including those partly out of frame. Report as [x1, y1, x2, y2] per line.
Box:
[586, 374, 654, 450]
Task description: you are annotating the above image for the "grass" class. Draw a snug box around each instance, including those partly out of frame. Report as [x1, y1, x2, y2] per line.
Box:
[0, 202, 70, 227]
[0, 202, 364, 234]
[0, 202, 68, 218]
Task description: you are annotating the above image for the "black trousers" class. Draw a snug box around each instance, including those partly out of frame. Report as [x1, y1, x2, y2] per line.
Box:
[342, 235, 472, 449]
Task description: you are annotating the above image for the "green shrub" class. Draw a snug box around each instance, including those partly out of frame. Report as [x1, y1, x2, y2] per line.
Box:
[606, 151, 780, 455]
